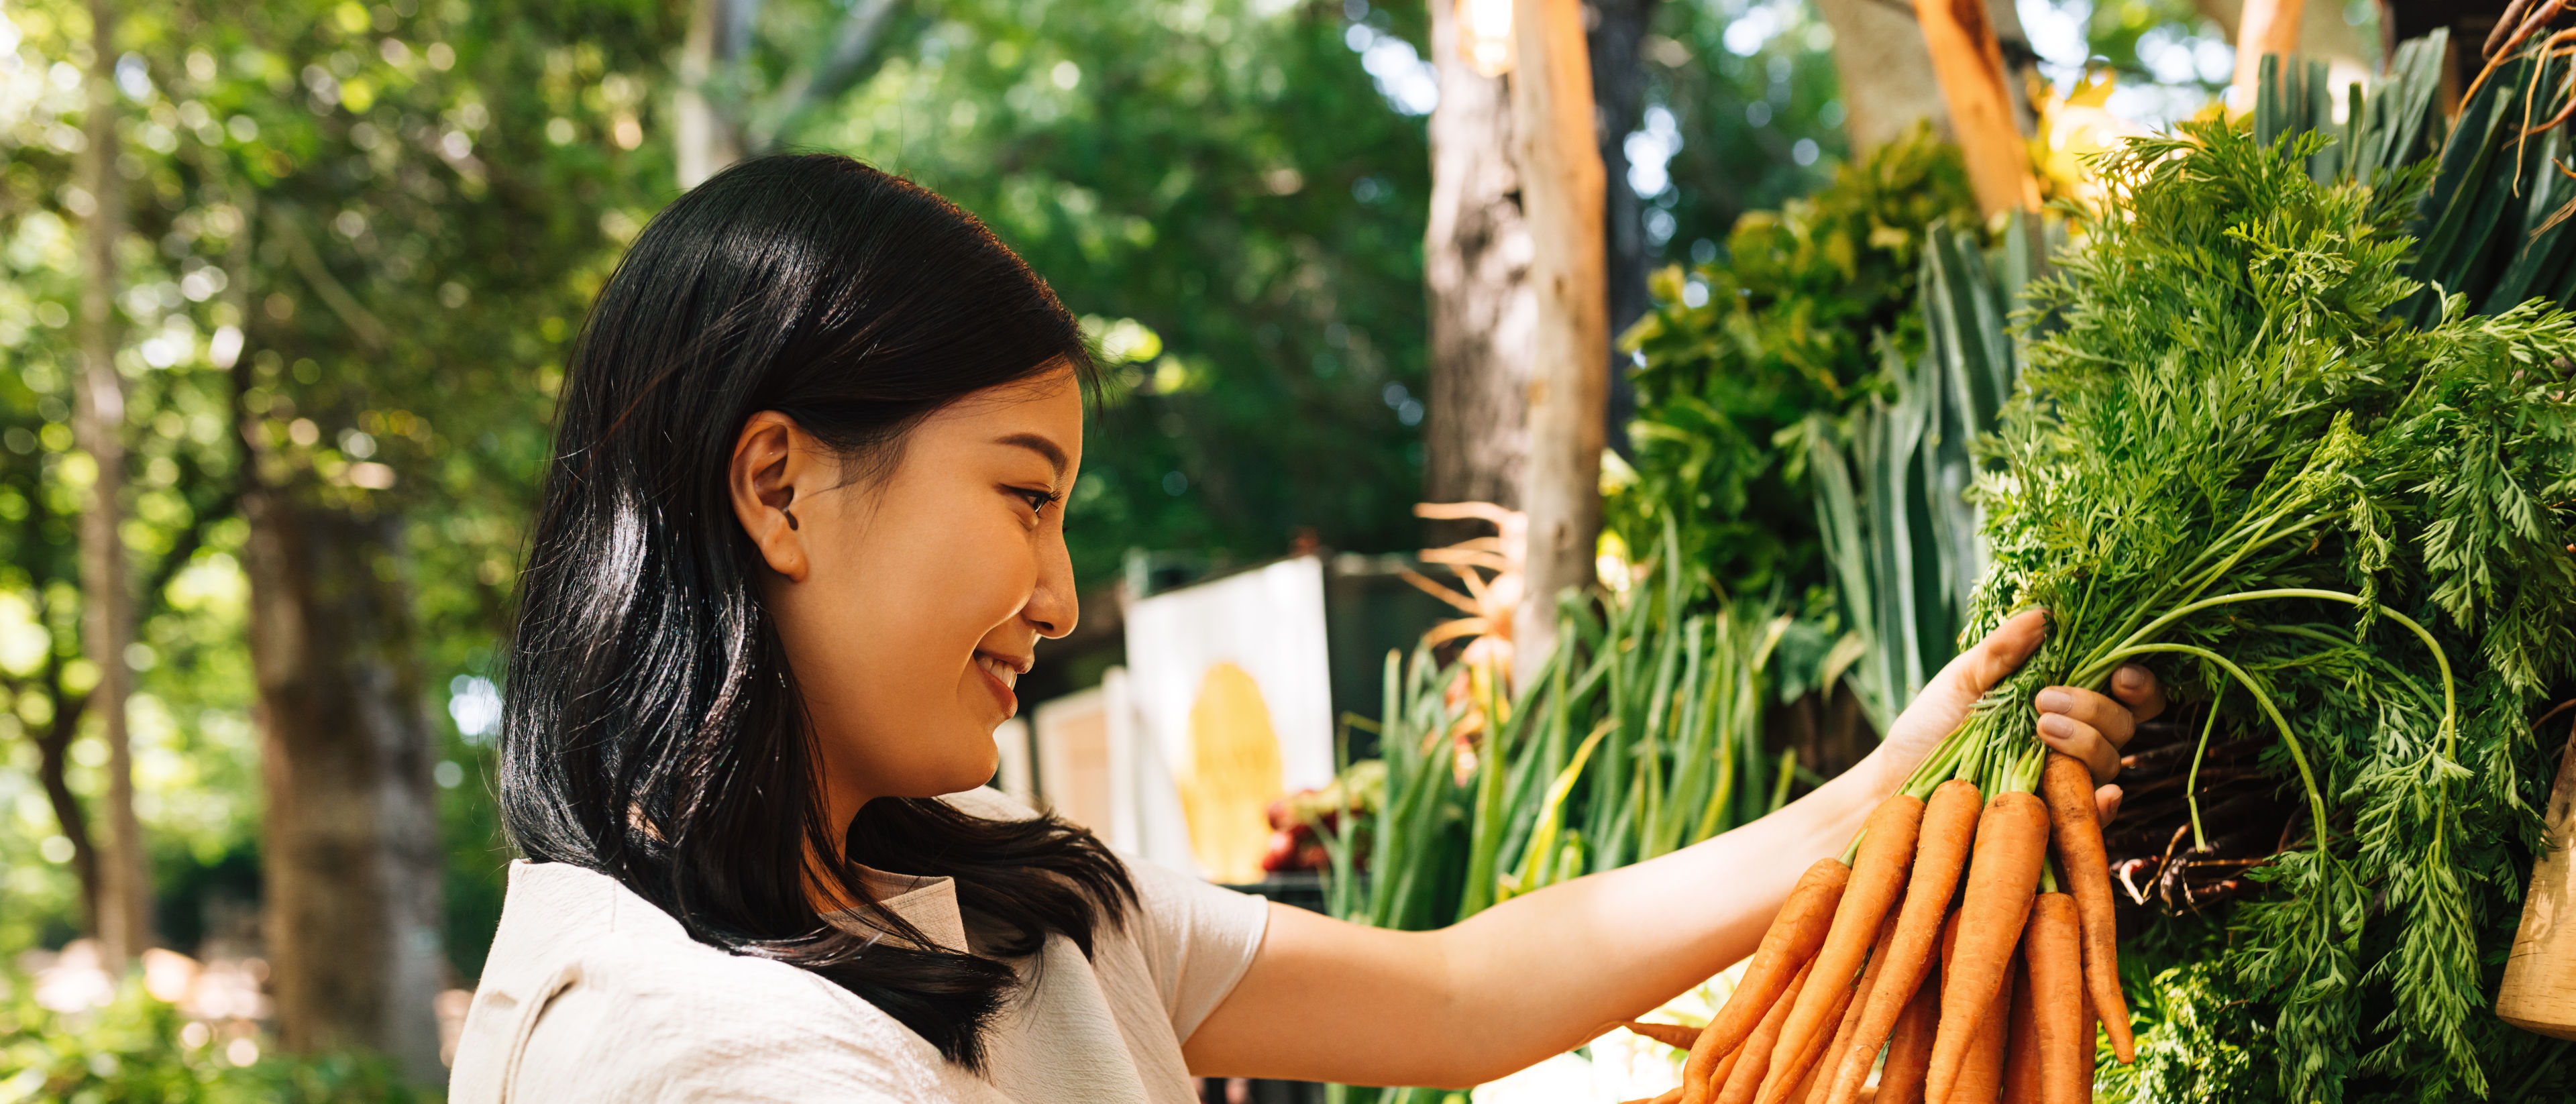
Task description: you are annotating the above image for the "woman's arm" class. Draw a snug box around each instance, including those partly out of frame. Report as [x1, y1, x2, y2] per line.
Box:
[1181, 611, 2161, 1088]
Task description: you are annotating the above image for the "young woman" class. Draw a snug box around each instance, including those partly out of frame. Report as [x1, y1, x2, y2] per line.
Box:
[448, 154, 2161, 1103]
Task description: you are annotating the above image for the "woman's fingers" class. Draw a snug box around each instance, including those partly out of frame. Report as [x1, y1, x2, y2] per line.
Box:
[1884, 610, 2049, 750]
[2108, 663, 2166, 724]
[2094, 783, 2123, 828]
[2033, 685, 2138, 748]
[2037, 712, 2122, 783]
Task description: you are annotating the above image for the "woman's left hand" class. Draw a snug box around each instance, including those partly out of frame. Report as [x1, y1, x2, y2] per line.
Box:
[1871, 608, 2165, 826]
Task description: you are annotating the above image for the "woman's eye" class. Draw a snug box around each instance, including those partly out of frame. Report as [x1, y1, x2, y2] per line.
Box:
[1013, 487, 1060, 515]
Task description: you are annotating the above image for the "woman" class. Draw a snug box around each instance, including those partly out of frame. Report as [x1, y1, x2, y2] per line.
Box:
[448, 154, 2160, 1102]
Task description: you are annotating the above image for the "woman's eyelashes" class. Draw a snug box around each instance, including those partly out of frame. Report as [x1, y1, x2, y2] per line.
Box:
[1008, 485, 1064, 518]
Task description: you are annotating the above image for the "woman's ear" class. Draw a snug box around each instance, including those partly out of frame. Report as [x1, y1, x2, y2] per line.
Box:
[729, 411, 814, 582]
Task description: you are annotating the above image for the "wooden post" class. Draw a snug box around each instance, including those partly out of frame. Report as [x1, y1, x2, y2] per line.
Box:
[2230, 0, 2306, 112]
[2501, 717, 2576, 1039]
[1509, 0, 1609, 689]
[1911, 0, 2039, 216]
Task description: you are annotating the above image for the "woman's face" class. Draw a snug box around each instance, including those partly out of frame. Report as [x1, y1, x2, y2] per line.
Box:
[729, 364, 1083, 830]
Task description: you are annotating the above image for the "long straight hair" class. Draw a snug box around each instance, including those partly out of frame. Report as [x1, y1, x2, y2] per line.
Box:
[498, 154, 1133, 1070]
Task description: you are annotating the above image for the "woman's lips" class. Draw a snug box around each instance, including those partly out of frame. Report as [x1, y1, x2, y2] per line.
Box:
[973, 652, 1022, 718]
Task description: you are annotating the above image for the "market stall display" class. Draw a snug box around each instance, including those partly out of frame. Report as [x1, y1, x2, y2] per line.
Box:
[1336, 25, 2576, 1104]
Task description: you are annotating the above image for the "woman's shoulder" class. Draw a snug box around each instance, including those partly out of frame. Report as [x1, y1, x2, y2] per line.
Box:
[449, 861, 1004, 1104]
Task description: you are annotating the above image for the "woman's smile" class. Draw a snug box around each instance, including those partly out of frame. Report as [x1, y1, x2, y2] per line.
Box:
[972, 649, 1029, 718]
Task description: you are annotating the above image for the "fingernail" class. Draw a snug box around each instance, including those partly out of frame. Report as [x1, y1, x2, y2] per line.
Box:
[2035, 688, 2072, 713]
[2036, 714, 2069, 739]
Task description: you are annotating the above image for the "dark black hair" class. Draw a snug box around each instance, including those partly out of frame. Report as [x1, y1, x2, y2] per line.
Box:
[498, 153, 1132, 1070]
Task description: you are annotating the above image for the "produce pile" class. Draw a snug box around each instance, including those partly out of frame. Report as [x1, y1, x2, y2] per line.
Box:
[1664, 117, 2576, 1104]
[1625, 757, 2129, 1104]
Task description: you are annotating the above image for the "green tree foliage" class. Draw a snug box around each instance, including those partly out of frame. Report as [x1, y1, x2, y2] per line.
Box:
[786, 0, 1440, 577]
[1641, 0, 1847, 259]
[0, 0, 675, 970]
[0, 0, 1507, 987]
[1608, 125, 1976, 608]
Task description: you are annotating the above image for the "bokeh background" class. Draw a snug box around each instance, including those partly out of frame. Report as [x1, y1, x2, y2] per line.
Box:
[0, 0, 2383, 1095]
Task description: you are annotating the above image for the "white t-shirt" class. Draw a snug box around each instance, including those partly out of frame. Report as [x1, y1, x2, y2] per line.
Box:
[447, 787, 1273, 1103]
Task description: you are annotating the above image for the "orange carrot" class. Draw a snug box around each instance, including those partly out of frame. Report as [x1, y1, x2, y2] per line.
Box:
[1766, 905, 1905, 1104]
[1708, 1045, 1745, 1098]
[2025, 893, 2089, 1104]
[1626, 1020, 1705, 1051]
[2042, 751, 2133, 1062]
[1953, 954, 2019, 1104]
[1922, 791, 2049, 1104]
[1821, 779, 1984, 1104]
[1684, 859, 1851, 1104]
[1762, 975, 1858, 1104]
[1813, 967, 1877, 1100]
[1875, 956, 1941, 1104]
[1755, 795, 1926, 1104]
[2000, 950, 2041, 1104]
[1715, 958, 1820, 1104]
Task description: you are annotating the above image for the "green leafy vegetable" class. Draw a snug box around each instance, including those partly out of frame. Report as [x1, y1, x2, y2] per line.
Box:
[1925, 119, 2576, 1102]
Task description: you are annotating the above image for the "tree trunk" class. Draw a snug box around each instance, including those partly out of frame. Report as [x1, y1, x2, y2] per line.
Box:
[1912, 0, 2040, 215]
[676, 0, 755, 187]
[1589, 0, 1660, 455]
[2229, 0, 2307, 107]
[1423, 0, 1537, 522]
[76, 0, 150, 968]
[1815, 0, 2033, 152]
[2198, 0, 2369, 72]
[230, 197, 447, 1083]
[28, 665, 98, 932]
[243, 495, 448, 1081]
[1510, 0, 1611, 687]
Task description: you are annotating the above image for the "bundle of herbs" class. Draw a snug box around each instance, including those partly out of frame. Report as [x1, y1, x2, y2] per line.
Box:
[1946, 122, 2576, 1101]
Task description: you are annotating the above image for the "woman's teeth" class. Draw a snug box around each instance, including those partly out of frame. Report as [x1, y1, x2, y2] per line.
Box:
[977, 655, 1018, 689]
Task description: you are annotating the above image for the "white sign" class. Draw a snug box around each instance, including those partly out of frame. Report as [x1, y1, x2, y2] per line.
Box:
[1122, 555, 1335, 882]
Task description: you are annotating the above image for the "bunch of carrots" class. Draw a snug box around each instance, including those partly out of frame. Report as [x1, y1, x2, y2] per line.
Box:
[1615, 750, 2127, 1104]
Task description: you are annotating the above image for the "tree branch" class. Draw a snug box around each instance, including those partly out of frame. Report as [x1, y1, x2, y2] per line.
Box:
[751, 0, 909, 153]
[271, 207, 391, 352]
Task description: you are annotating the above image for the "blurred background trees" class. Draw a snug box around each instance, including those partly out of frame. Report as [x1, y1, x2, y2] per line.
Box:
[0, 0, 2363, 1085]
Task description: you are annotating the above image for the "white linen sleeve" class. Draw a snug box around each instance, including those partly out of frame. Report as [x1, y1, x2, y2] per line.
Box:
[1116, 851, 1273, 1043]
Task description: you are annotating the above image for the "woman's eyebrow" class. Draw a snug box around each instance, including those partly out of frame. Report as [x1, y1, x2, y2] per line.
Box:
[994, 432, 1067, 479]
